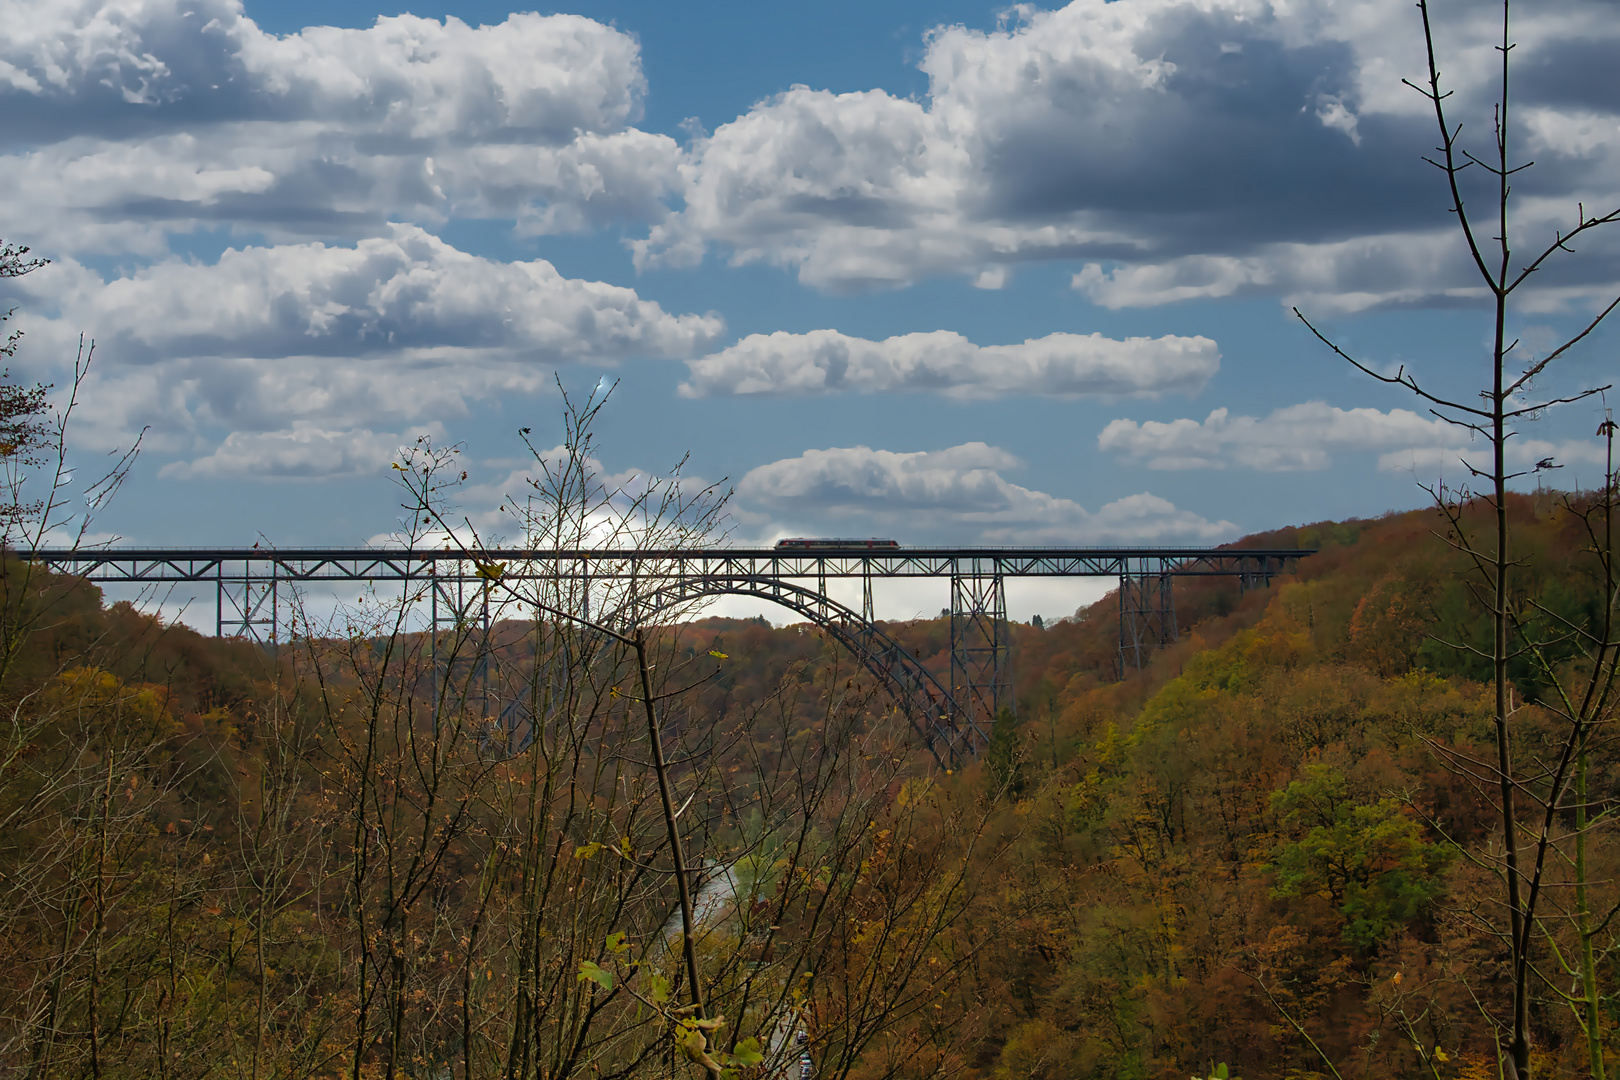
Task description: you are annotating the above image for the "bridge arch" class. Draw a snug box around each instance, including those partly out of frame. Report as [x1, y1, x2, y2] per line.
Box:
[639, 575, 986, 766]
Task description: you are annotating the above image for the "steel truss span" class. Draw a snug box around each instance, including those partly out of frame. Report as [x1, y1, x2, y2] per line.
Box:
[18, 546, 1307, 583]
[20, 545, 1311, 766]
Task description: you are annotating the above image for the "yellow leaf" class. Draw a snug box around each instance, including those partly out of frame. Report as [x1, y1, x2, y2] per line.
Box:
[575, 842, 603, 860]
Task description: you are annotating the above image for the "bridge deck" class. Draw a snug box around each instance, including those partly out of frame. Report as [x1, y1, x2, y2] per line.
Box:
[16, 546, 1311, 583]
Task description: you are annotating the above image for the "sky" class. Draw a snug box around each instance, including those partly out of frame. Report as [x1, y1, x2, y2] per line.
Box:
[1, 0, 1618, 624]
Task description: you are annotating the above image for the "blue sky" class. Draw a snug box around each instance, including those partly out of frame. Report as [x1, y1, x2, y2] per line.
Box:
[2, 0, 1617, 620]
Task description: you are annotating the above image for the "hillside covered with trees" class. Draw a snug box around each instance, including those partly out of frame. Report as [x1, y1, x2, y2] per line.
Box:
[1, 485, 1617, 1080]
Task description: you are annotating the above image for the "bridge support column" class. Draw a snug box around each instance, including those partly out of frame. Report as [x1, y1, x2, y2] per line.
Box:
[1238, 553, 1281, 593]
[429, 563, 492, 730]
[217, 572, 277, 642]
[1117, 558, 1177, 677]
[950, 562, 1012, 747]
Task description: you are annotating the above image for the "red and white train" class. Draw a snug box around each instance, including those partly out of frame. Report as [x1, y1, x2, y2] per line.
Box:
[772, 538, 900, 551]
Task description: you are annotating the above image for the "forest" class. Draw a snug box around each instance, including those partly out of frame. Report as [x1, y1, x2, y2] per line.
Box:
[1, 447, 1618, 1080]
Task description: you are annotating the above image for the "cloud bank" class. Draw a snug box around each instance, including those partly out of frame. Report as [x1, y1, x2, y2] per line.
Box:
[1098, 402, 1455, 470]
[158, 423, 443, 480]
[9, 0, 1617, 305]
[680, 329, 1218, 398]
[8, 225, 722, 471]
[27, 224, 721, 367]
[737, 442, 1235, 543]
[1, 0, 679, 253]
[636, 0, 1620, 307]
[1098, 401, 1611, 474]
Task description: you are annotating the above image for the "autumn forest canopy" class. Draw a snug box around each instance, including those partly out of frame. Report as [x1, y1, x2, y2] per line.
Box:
[0, 481, 1617, 1080]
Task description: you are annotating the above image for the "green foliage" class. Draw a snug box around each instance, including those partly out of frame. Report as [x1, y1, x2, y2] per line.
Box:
[1268, 765, 1451, 953]
[577, 960, 614, 992]
[729, 1036, 764, 1068]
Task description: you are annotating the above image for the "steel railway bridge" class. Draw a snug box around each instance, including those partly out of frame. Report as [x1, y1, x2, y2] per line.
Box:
[22, 545, 1311, 765]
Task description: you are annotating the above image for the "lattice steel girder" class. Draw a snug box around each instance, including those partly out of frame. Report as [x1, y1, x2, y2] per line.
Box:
[950, 564, 1011, 748]
[217, 577, 277, 642]
[428, 571, 495, 728]
[1118, 563, 1178, 676]
[21, 546, 1311, 585]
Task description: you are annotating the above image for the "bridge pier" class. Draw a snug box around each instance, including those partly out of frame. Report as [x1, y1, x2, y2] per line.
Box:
[950, 562, 1013, 745]
[1117, 559, 1178, 676]
[429, 564, 493, 731]
[217, 572, 278, 642]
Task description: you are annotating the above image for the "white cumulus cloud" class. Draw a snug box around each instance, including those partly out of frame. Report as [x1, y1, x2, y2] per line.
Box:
[635, 0, 1620, 308]
[1379, 437, 1612, 477]
[1098, 402, 1459, 470]
[737, 442, 1235, 543]
[679, 329, 1218, 399]
[159, 423, 442, 480]
[23, 223, 723, 366]
[0, 0, 678, 252]
[7, 226, 723, 468]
